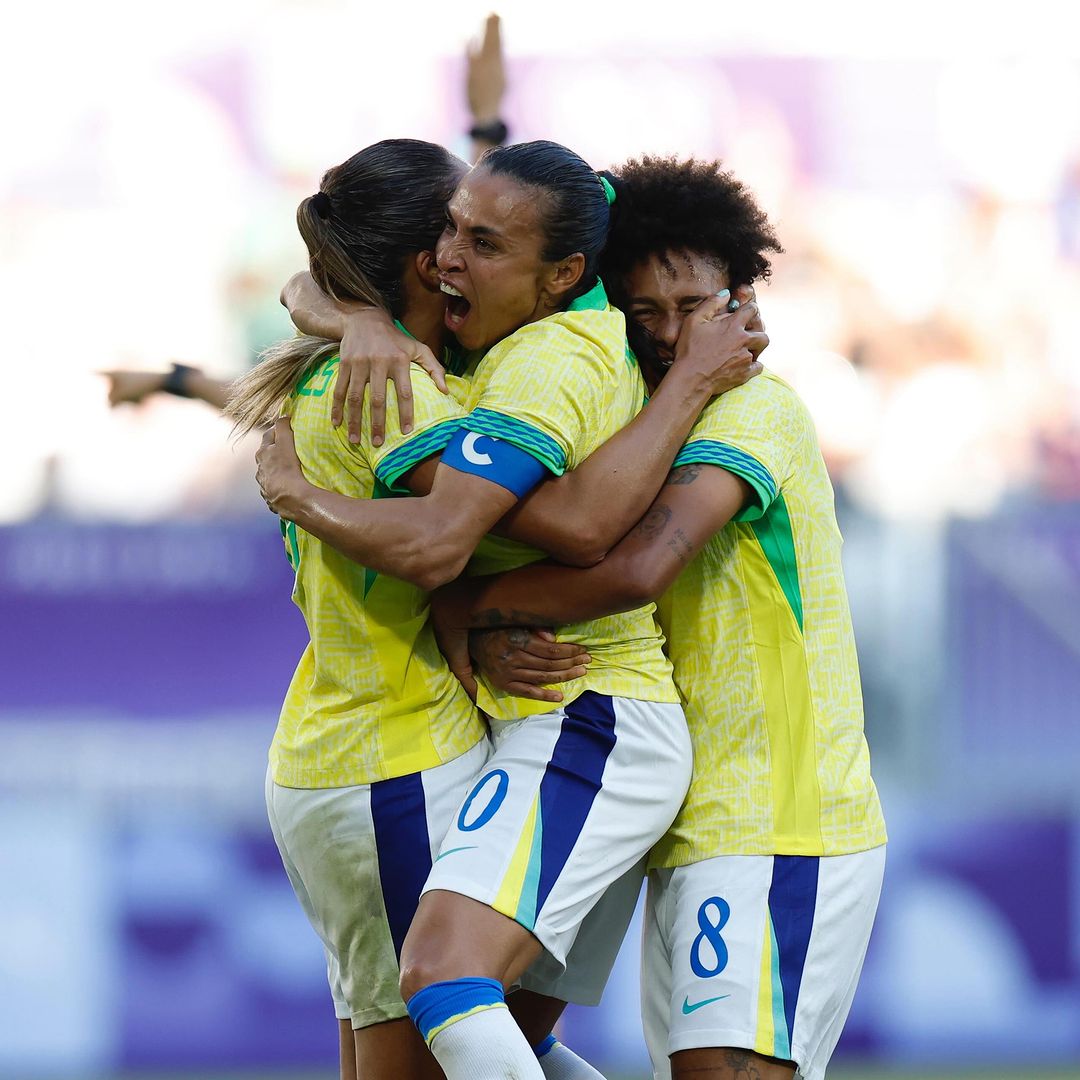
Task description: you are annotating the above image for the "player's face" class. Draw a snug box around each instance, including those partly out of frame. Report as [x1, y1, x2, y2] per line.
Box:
[435, 169, 557, 350]
[623, 251, 730, 369]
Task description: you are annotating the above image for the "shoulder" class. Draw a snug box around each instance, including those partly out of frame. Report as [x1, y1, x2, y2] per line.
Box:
[691, 370, 810, 440]
[487, 305, 626, 369]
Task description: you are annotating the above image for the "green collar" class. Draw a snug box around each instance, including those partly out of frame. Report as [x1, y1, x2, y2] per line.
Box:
[394, 319, 468, 375]
[567, 278, 608, 313]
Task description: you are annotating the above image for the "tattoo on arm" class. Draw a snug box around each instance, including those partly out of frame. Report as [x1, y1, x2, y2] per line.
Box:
[635, 504, 672, 541]
[667, 463, 703, 486]
[665, 526, 695, 566]
[473, 607, 551, 629]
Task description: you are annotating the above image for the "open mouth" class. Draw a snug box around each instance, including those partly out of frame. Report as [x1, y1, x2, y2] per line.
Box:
[440, 281, 472, 331]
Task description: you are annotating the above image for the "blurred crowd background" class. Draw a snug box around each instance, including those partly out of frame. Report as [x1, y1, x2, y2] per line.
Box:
[2, 1, 1079, 1076]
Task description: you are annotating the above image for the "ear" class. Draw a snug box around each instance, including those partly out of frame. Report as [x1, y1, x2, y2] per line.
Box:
[413, 250, 441, 291]
[540, 252, 586, 309]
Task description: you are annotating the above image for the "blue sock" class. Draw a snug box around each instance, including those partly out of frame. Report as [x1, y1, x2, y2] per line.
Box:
[406, 976, 506, 1046]
[534, 1033, 607, 1079]
[535, 1034, 558, 1058]
[406, 977, 544, 1078]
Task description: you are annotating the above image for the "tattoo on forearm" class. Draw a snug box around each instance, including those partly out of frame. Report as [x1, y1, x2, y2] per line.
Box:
[635, 504, 672, 541]
[474, 607, 550, 629]
[665, 526, 695, 565]
[667, 463, 703, 486]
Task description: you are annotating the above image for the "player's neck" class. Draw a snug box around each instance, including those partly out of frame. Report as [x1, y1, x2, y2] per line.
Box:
[399, 297, 449, 358]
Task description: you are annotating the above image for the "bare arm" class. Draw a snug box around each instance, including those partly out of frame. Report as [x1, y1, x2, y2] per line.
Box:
[280, 271, 447, 444]
[257, 418, 516, 591]
[465, 14, 507, 163]
[491, 295, 767, 565]
[432, 463, 751, 631]
[103, 366, 233, 412]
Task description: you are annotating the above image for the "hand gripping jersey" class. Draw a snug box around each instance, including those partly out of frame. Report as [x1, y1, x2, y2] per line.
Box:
[652, 370, 887, 866]
[445, 280, 679, 721]
[270, 354, 485, 788]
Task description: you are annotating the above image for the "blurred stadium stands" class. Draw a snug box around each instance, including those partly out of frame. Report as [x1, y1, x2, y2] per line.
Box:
[2, 2, 1078, 1075]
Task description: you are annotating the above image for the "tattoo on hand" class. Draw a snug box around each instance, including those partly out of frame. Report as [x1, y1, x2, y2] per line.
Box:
[506, 627, 530, 648]
[667, 463, 703, 486]
[636, 504, 672, 541]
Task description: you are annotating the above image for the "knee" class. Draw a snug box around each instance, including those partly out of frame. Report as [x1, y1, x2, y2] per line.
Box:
[398, 947, 447, 1003]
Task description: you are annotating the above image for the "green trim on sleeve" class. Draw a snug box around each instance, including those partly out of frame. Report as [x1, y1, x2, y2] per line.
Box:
[462, 408, 566, 475]
[749, 493, 804, 633]
[374, 419, 462, 493]
[672, 439, 777, 520]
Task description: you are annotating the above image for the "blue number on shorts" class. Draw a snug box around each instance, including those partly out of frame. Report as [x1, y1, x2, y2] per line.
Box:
[457, 769, 509, 832]
[690, 897, 731, 979]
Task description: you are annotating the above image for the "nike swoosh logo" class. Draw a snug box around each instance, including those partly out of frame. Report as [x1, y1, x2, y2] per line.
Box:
[434, 845, 478, 863]
[682, 994, 730, 1014]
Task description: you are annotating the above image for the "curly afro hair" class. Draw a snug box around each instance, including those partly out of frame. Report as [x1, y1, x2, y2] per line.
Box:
[599, 156, 782, 298]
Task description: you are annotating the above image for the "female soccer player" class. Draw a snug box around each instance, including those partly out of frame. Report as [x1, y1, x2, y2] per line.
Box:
[230, 138, 643, 1080]
[254, 140, 768, 1080]
[426, 156, 887, 1080]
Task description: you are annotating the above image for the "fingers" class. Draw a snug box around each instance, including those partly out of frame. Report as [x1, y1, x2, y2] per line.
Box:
[507, 683, 565, 704]
[390, 361, 415, 435]
[507, 661, 588, 685]
[484, 13, 501, 53]
[697, 296, 758, 327]
[414, 343, 449, 394]
[260, 425, 277, 450]
[520, 637, 592, 663]
[694, 294, 732, 323]
[747, 330, 770, 358]
[273, 415, 295, 443]
[514, 652, 591, 674]
[331, 365, 355, 430]
[366, 360, 389, 447]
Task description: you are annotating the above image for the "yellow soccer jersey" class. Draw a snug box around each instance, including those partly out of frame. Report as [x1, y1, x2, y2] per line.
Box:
[458, 280, 679, 720]
[270, 353, 485, 789]
[651, 370, 887, 866]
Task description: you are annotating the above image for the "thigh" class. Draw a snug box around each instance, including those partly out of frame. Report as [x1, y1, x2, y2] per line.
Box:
[655, 848, 885, 1079]
[269, 740, 490, 1029]
[671, 1047, 795, 1080]
[423, 693, 691, 973]
[519, 856, 646, 1007]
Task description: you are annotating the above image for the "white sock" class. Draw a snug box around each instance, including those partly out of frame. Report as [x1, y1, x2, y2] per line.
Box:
[537, 1037, 608, 1079]
[429, 1005, 545, 1080]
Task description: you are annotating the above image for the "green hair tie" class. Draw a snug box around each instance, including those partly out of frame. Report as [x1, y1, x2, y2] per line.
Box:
[599, 175, 617, 206]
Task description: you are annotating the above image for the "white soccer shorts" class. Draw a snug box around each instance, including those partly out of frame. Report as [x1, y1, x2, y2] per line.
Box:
[264, 738, 491, 1029]
[424, 691, 692, 975]
[642, 846, 886, 1080]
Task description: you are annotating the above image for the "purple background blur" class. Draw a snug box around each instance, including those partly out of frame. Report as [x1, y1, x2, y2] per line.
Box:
[2, 512, 1078, 1075]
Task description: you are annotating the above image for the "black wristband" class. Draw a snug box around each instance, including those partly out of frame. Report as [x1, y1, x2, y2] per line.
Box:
[468, 118, 509, 146]
[162, 363, 198, 398]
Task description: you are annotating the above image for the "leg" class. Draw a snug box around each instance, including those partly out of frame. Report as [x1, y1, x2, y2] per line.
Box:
[506, 988, 567, 1046]
[338, 1020, 357, 1080]
[353, 1016, 445, 1080]
[646, 849, 886, 1080]
[400, 889, 543, 994]
[403, 697, 690, 1080]
[399, 891, 546, 1080]
[671, 1047, 794, 1080]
